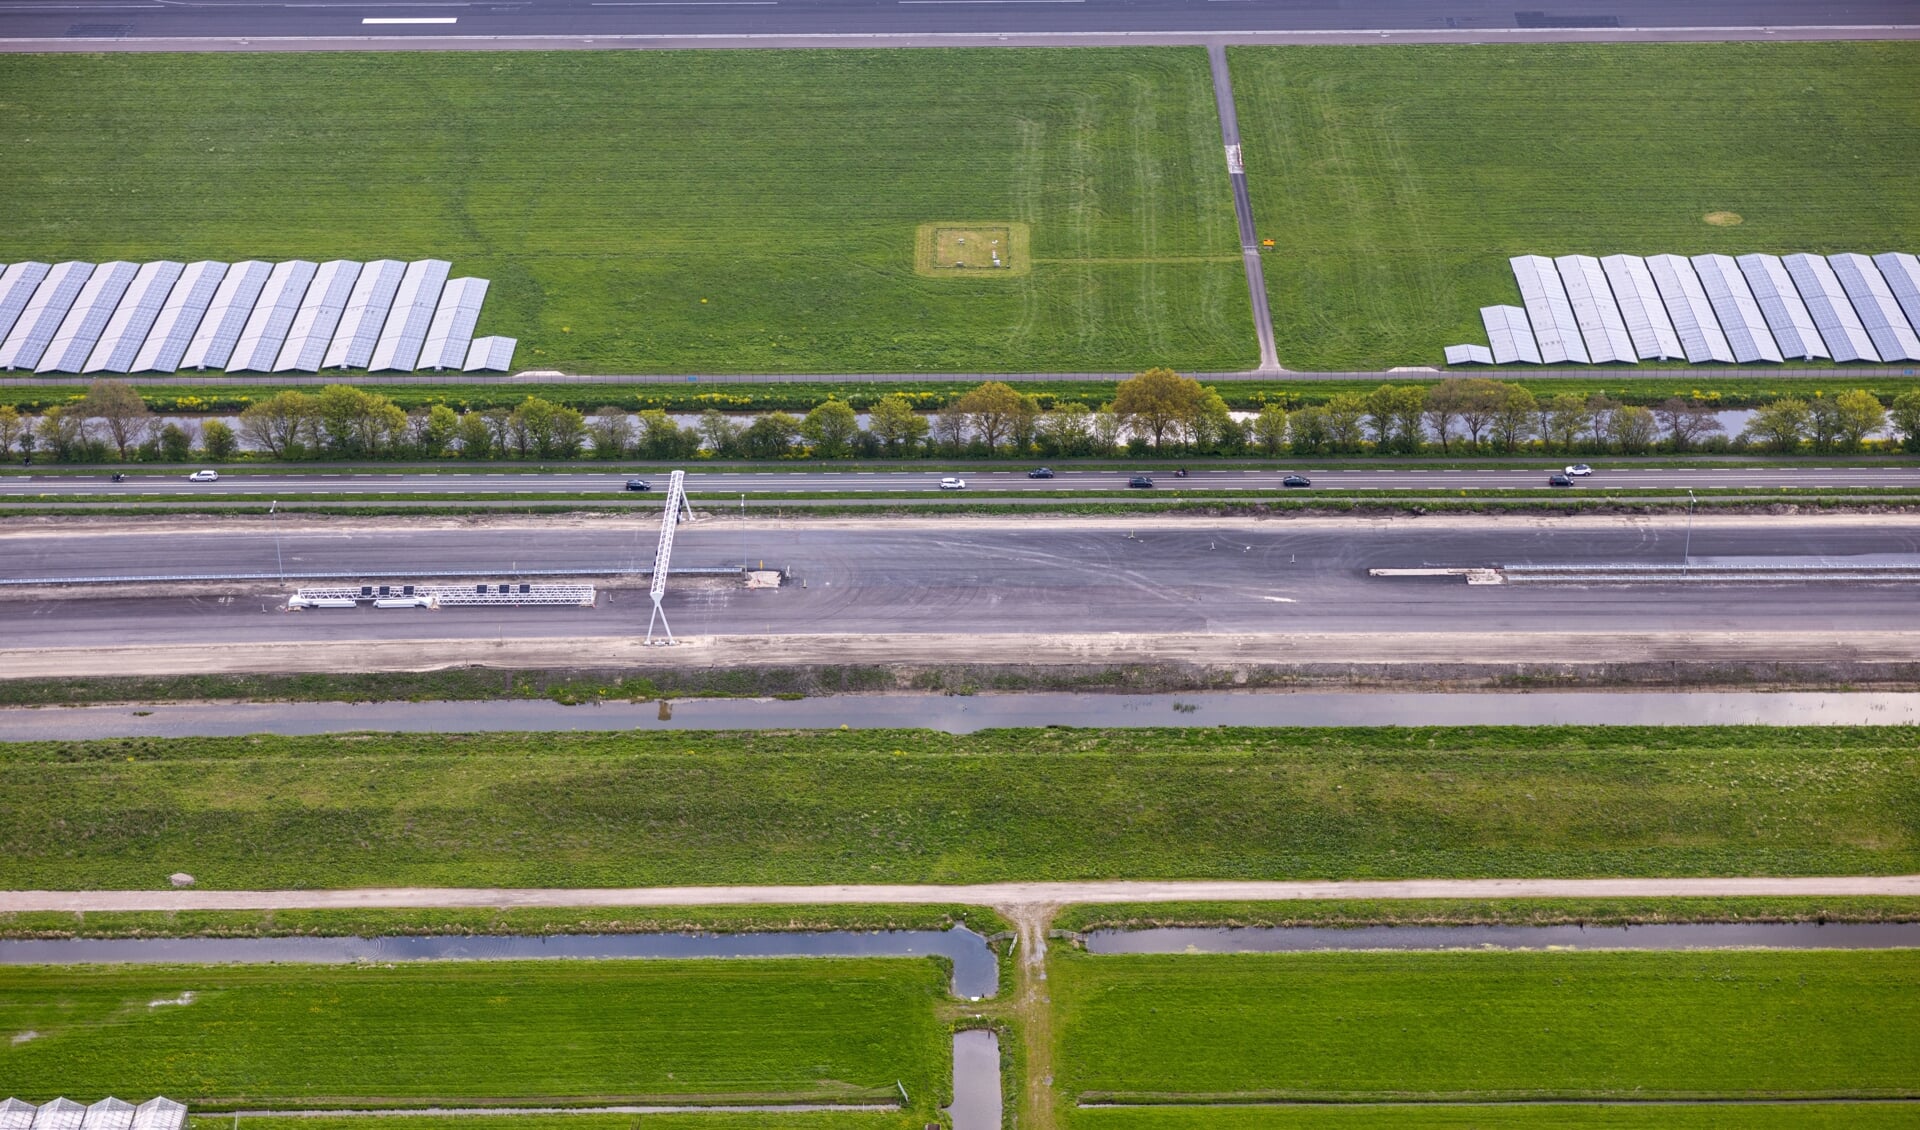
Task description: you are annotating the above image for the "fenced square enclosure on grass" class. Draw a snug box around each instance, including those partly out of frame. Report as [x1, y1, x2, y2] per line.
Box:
[0, 49, 1251, 375]
[917, 222, 1032, 277]
[1229, 42, 1920, 370]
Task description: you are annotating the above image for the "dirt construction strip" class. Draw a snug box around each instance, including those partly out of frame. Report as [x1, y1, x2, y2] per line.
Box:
[5, 630, 1920, 679]
[7, 877, 1920, 914]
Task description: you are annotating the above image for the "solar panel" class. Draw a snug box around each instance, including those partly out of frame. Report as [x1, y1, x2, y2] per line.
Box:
[227, 260, 318, 372]
[1553, 254, 1635, 363]
[1480, 305, 1541, 364]
[1509, 255, 1589, 363]
[463, 335, 519, 371]
[38, 261, 140, 373]
[1829, 253, 1920, 362]
[1872, 251, 1920, 335]
[128, 1102, 184, 1130]
[323, 258, 405, 369]
[1645, 254, 1735, 363]
[131, 261, 227, 373]
[1783, 253, 1879, 363]
[416, 277, 489, 370]
[80, 1100, 134, 1130]
[84, 260, 185, 373]
[369, 259, 451, 371]
[181, 260, 272, 370]
[0, 262, 95, 370]
[274, 259, 361, 372]
[1443, 343, 1494, 366]
[0, 1101, 35, 1130]
[0, 261, 52, 344]
[1598, 255, 1683, 360]
[1689, 254, 1782, 364]
[1735, 253, 1828, 360]
[30, 1101, 84, 1130]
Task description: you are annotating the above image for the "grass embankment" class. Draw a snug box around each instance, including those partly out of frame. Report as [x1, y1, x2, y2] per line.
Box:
[1053, 950, 1920, 1104]
[0, 904, 1008, 941]
[1066, 1104, 1920, 1128]
[0, 959, 948, 1111]
[1232, 42, 1920, 370]
[1, 727, 1914, 889]
[0, 49, 1248, 375]
[1056, 897, 1920, 931]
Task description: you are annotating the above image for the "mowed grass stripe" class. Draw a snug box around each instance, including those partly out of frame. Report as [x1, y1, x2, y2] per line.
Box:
[0, 50, 1251, 375]
[1230, 42, 1920, 370]
[0, 727, 1914, 889]
[1053, 950, 1920, 1103]
[1065, 1103, 1920, 1128]
[0, 959, 948, 1107]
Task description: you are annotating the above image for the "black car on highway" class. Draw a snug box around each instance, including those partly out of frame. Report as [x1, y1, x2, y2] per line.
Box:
[1548, 473, 1574, 487]
[1282, 474, 1312, 488]
[625, 479, 653, 491]
[1128, 475, 1155, 489]
[1028, 467, 1055, 479]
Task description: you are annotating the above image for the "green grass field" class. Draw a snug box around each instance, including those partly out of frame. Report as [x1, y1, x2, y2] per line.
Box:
[1054, 896, 1920, 931]
[0, 49, 1250, 375]
[1052, 949, 1920, 1103]
[1230, 42, 1920, 370]
[0, 959, 948, 1109]
[1066, 1105, 1920, 1128]
[1, 727, 1914, 889]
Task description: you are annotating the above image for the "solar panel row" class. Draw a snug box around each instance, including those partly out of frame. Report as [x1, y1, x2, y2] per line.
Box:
[1736, 254, 1827, 361]
[464, 335, 519, 372]
[1553, 254, 1635, 364]
[1480, 305, 1541, 364]
[1875, 252, 1920, 335]
[1646, 254, 1736, 364]
[0, 259, 495, 374]
[1690, 253, 1782, 364]
[1509, 255, 1589, 363]
[1830, 253, 1920, 362]
[1443, 343, 1494, 367]
[1783, 253, 1879, 363]
[1599, 255, 1684, 361]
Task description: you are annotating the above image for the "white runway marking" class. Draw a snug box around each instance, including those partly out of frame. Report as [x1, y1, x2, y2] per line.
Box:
[362, 15, 456, 21]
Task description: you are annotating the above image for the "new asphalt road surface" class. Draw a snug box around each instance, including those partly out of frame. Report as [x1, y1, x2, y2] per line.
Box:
[3, 516, 1917, 650]
[5, 465, 1919, 497]
[2, 0, 1915, 46]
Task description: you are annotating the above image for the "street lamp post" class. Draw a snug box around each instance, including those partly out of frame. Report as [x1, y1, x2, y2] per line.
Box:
[1682, 489, 1697, 575]
[271, 500, 284, 583]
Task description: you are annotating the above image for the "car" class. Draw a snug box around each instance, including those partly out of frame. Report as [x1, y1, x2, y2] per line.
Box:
[187, 469, 219, 482]
[1549, 473, 1575, 487]
[1128, 475, 1155, 489]
[1564, 463, 1594, 477]
[1027, 467, 1055, 479]
[624, 479, 652, 491]
[1282, 474, 1312, 488]
[940, 477, 966, 490]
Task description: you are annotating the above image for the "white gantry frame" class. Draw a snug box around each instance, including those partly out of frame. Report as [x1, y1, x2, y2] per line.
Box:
[645, 469, 696, 644]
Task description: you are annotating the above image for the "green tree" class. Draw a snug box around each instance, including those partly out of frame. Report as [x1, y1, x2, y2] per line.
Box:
[1091, 410, 1123, 456]
[740, 412, 800, 459]
[1831, 389, 1886, 451]
[1323, 393, 1368, 453]
[1111, 368, 1204, 450]
[80, 378, 151, 460]
[36, 407, 93, 462]
[315, 385, 406, 457]
[1039, 403, 1094, 456]
[1252, 403, 1288, 455]
[415, 404, 459, 458]
[1288, 406, 1329, 455]
[697, 409, 742, 456]
[1743, 397, 1808, 453]
[456, 411, 494, 459]
[865, 394, 927, 453]
[238, 391, 317, 459]
[1654, 397, 1724, 452]
[636, 410, 690, 459]
[1611, 405, 1657, 454]
[512, 398, 587, 459]
[1455, 378, 1507, 450]
[1539, 393, 1589, 452]
[157, 421, 193, 463]
[954, 381, 1037, 454]
[801, 399, 860, 459]
[1190, 389, 1239, 453]
[201, 419, 237, 462]
[0, 405, 25, 459]
[1421, 380, 1466, 453]
[1491, 384, 1537, 452]
[1806, 395, 1845, 453]
[1889, 390, 1920, 454]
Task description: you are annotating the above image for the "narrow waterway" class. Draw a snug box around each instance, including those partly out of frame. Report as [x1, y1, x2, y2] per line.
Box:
[1084, 921, 1920, 954]
[3, 690, 1916, 739]
[0, 927, 1000, 999]
[946, 1029, 1003, 1130]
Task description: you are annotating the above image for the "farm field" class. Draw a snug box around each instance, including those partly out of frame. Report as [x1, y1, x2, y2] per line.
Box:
[0, 958, 949, 1110]
[0, 50, 1250, 376]
[1064, 1104, 1920, 1128]
[1051, 949, 1920, 1103]
[1229, 42, 1920, 371]
[1, 726, 1914, 889]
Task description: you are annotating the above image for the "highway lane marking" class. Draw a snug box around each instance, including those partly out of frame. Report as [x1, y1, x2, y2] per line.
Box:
[362, 15, 457, 21]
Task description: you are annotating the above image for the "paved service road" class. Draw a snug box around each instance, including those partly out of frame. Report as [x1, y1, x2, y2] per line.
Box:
[5, 466, 1920, 497]
[6, 876, 1918, 913]
[1, 0, 1915, 43]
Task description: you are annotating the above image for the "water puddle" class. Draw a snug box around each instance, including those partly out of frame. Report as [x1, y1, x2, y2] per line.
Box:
[6, 690, 1918, 739]
[1085, 921, 1920, 954]
[0, 927, 1000, 998]
[945, 1029, 1002, 1130]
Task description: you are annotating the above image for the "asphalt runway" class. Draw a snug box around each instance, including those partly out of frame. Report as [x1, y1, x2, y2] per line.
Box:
[2, 0, 1914, 45]
[6, 465, 1919, 497]
[3, 517, 1917, 648]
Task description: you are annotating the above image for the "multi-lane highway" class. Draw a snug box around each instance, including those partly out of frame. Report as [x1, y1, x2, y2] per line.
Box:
[2, 465, 1917, 497]
[2, 0, 1914, 46]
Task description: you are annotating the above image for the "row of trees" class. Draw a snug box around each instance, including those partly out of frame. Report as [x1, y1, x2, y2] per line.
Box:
[3, 376, 1918, 463]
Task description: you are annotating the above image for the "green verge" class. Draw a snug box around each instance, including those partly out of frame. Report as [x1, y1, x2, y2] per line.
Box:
[202, 1120, 908, 1130]
[1064, 1104, 1920, 1128]
[1054, 897, 1920, 932]
[0, 959, 949, 1111]
[1231, 42, 1920, 370]
[2, 727, 1915, 889]
[0, 49, 1249, 374]
[0, 903, 1009, 941]
[1053, 949, 1920, 1103]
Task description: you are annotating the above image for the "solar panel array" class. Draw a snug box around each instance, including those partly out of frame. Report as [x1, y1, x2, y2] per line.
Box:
[1445, 250, 1920, 366]
[79, 1100, 133, 1130]
[0, 258, 498, 373]
[5, 1103, 180, 1130]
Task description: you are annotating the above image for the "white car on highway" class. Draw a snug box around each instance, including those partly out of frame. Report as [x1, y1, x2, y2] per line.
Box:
[939, 477, 966, 490]
[1564, 463, 1593, 477]
[187, 469, 220, 482]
